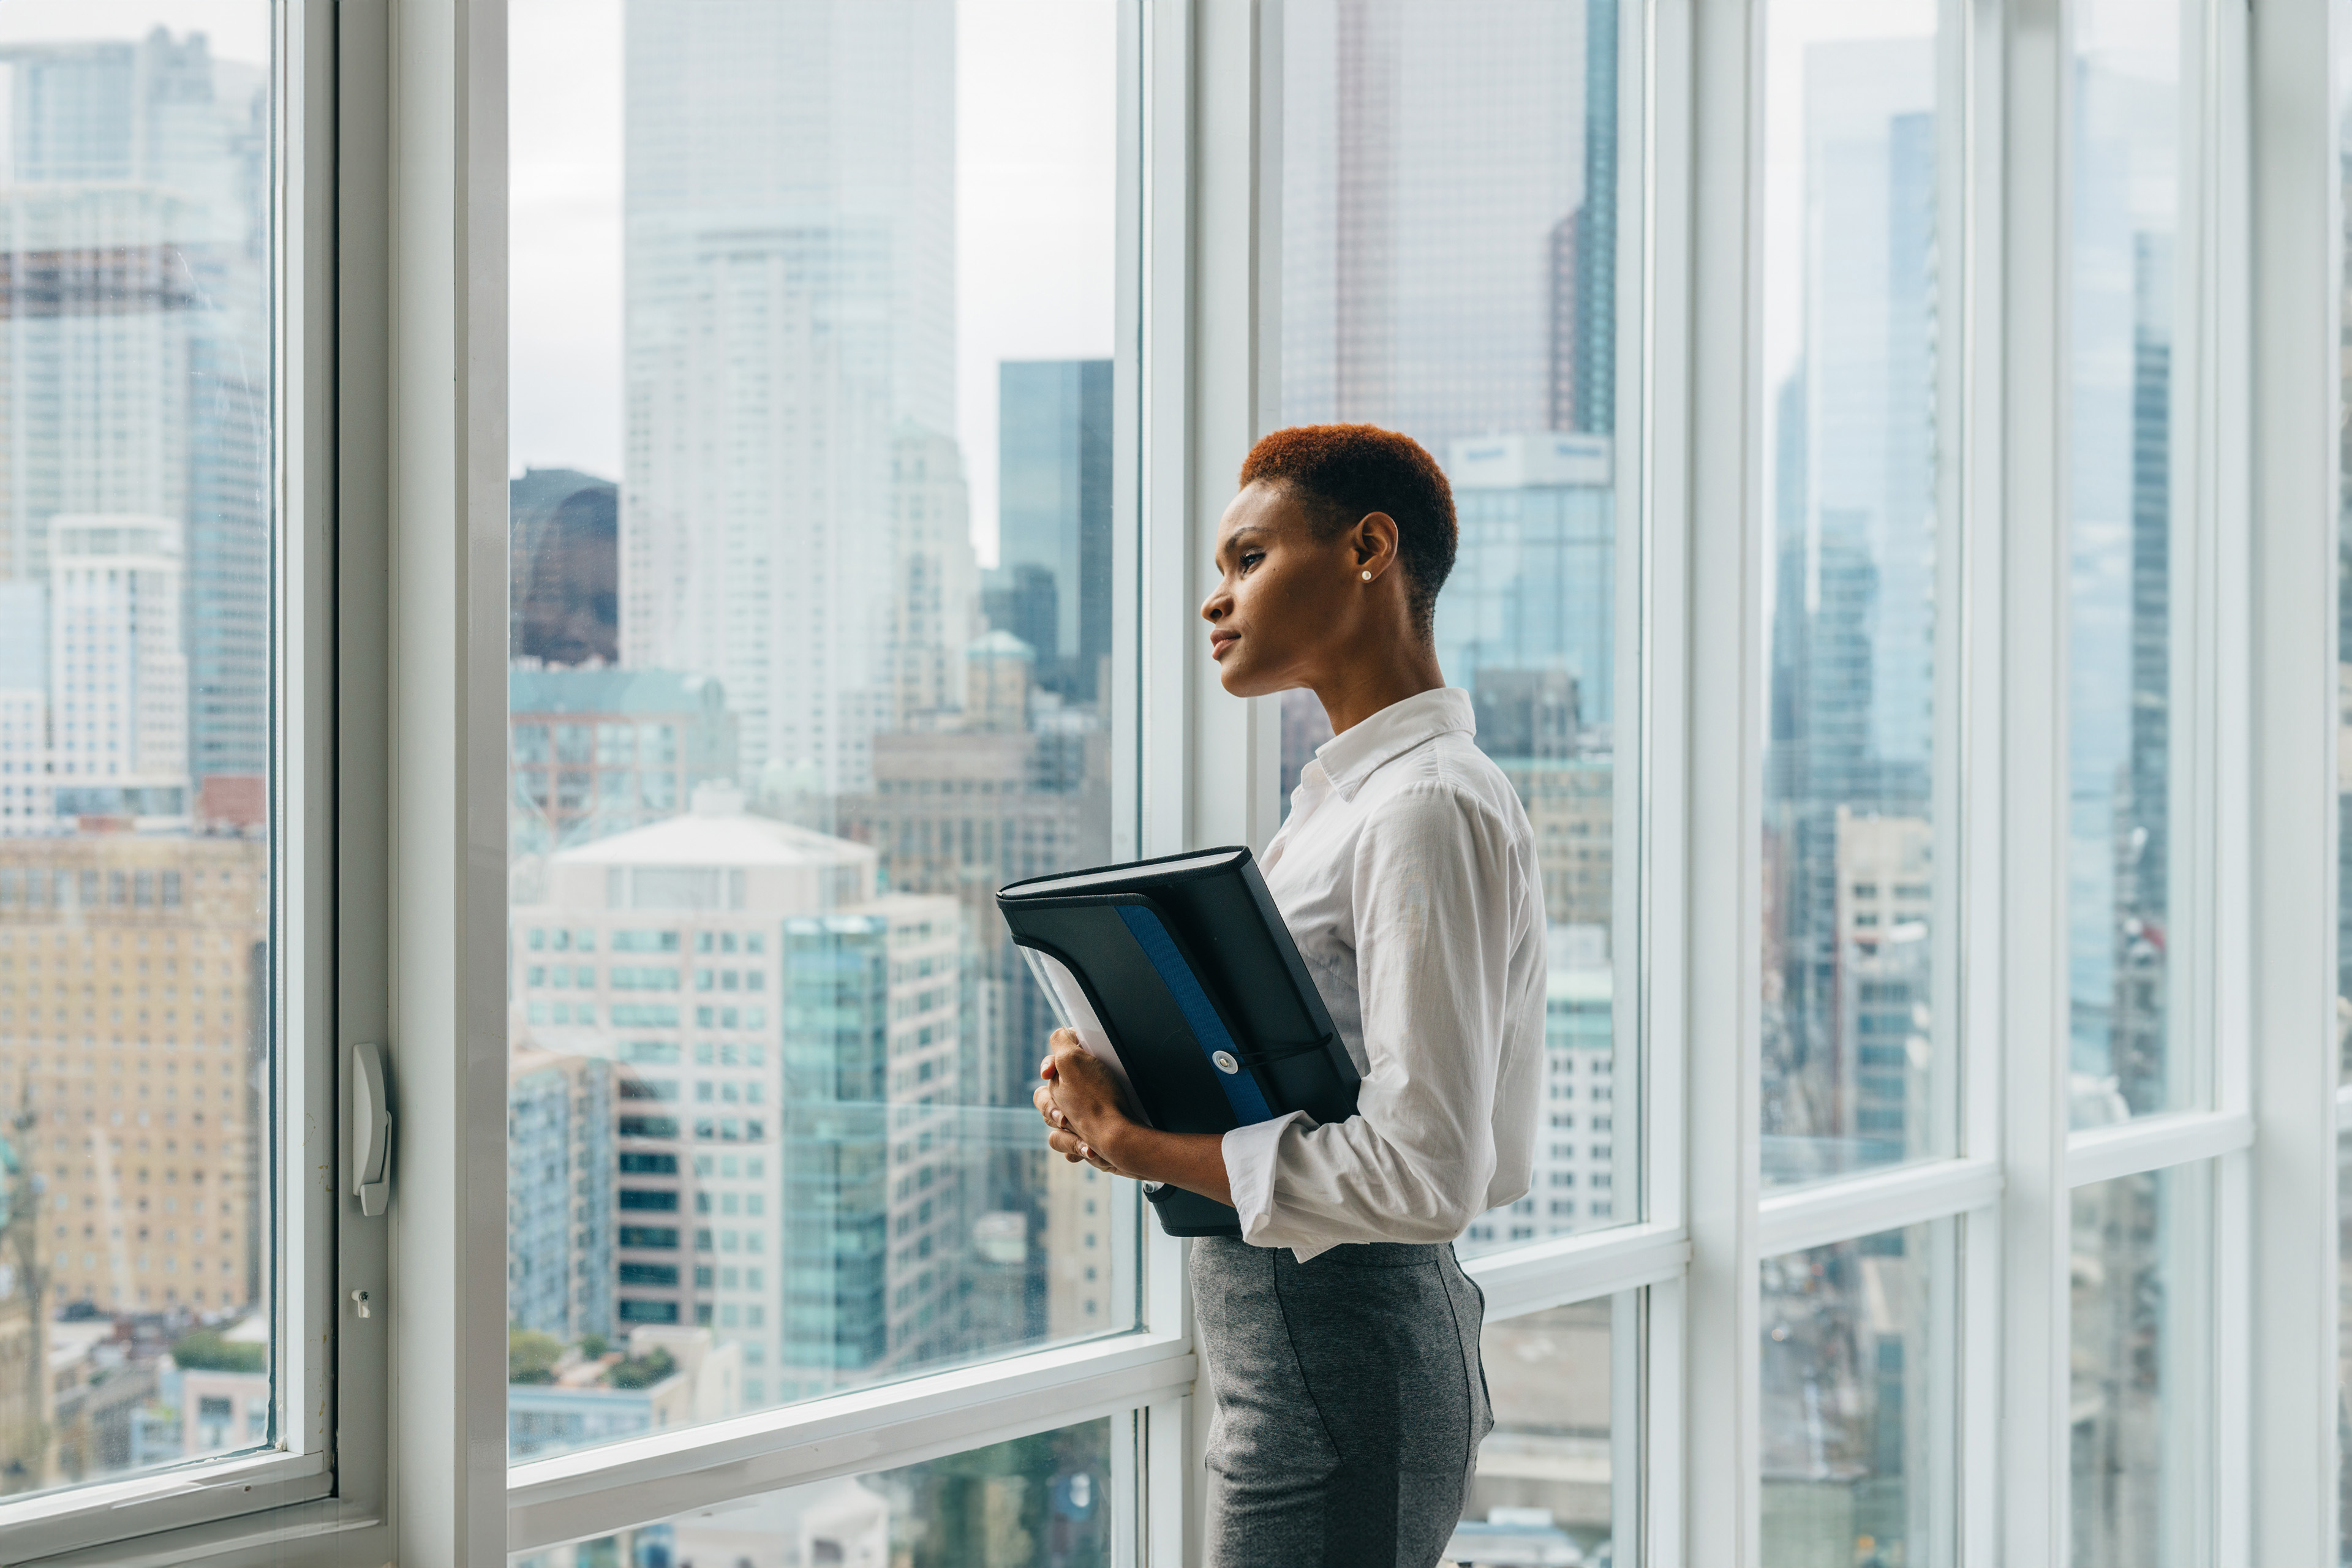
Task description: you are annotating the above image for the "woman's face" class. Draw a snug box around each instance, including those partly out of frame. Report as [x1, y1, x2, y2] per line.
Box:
[1200, 480, 1392, 697]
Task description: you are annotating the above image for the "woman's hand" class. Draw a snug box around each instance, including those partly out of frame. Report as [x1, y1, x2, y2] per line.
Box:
[1032, 1029, 1137, 1174]
[1030, 1028, 1236, 1207]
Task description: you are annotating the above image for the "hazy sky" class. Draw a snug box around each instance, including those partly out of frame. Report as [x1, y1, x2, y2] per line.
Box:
[0, 2, 268, 58]
[510, 0, 1119, 567]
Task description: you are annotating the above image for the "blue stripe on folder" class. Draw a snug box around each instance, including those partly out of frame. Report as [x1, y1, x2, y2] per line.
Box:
[1115, 905, 1276, 1126]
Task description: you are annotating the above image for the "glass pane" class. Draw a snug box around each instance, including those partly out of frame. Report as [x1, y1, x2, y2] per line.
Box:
[0, 4, 277, 1498]
[2069, 1164, 2210, 1567]
[2067, 0, 2192, 1126]
[1758, 0, 1951, 1188]
[505, 0, 1139, 1461]
[1278, 0, 1638, 1256]
[1761, 1223, 1948, 1567]
[510, 1415, 1120, 1567]
[1456, 1295, 1630, 1567]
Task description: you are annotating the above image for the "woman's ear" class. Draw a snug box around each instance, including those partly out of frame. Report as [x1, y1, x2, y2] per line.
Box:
[1352, 512, 1401, 572]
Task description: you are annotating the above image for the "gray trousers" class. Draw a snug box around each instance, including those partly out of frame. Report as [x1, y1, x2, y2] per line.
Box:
[1190, 1235, 1493, 1568]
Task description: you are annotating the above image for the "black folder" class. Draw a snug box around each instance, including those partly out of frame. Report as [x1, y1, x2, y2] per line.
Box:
[997, 846, 1360, 1237]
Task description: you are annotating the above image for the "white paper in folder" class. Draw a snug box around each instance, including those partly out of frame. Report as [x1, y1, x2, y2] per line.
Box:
[1021, 945, 1153, 1128]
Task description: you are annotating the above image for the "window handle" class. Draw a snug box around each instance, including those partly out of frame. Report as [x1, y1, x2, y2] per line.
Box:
[352, 1041, 393, 1216]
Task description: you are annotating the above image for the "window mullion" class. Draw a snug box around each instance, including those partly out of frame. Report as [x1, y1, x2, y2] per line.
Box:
[2243, 0, 2344, 1553]
[383, 0, 511, 1561]
[1679, 0, 1762, 1553]
[1995, 0, 2073, 1561]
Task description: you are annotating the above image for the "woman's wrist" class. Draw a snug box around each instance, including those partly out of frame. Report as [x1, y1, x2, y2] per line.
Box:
[1093, 1115, 1152, 1174]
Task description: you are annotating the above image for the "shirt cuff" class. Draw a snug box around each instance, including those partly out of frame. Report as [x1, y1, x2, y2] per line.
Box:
[1220, 1110, 1313, 1248]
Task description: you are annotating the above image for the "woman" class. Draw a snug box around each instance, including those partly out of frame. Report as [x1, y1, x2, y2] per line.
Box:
[1032, 423, 1547, 1567]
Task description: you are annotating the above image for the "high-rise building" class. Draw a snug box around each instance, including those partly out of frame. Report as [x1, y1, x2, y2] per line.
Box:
[1761, 37, 1938, 1165]
[0, 835, 266, 1316]
[508, 1044, 617, 1344]
[619, 1, 957, 794]
[776, 904, 965, 1392]
[509, 784, 960, 1409]
[509, 667, 739, 856]
[1551, 0, 1618, 435]
[992, 360, 1112, 704]
[510, 469, 620, 668]
[1281, 0, 1599, 450]
[835, 643, 1106, 1113]
[1496, 756, 1613, 934]
[2107, 233, 2173, 1116]
[0, 518, 197, 834]
[1042, 1161, 1113, 1338]
[47, 517, 190, 829]
[0, 34, 271, 815]
[888, 428, 983, 730]
[1464, 951, 1616, 1250]
[1442, 432, 1616, 742]
[1832, 810, 1934, 1158]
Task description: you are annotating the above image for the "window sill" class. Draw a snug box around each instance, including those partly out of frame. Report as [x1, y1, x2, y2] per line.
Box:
[0, 1449, 331, 1567]
[505, 1328, 1197, 1554]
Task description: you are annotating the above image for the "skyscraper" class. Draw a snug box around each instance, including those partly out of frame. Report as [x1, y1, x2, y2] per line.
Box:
[0, 33, 271, 815]
[2068, 55, 2179, 1106]
[47, 516, 191, 827]
[1760, 36, 1939, 1168]
[1556, 0, 1616, 435]
[992, 360, 1112, 704]
[508, 784, 963, 1410]
[1281, 0, 1599, 450]
[1439, 431, 1616, 739]
[508, 1045, 617, 1343]
[619, 1, 957, 794]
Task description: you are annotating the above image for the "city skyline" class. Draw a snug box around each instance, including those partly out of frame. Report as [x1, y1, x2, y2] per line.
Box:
[494, 0, 1133, 1470]
[507, 0, 1118, 570]
[0, 16, 277, 1497]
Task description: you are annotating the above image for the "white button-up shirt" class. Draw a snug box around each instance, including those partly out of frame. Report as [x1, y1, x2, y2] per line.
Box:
[1220, 686, 1546, 1261]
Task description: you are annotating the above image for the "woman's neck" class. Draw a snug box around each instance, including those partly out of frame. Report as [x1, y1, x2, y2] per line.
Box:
[1311, 644, 1448, 735]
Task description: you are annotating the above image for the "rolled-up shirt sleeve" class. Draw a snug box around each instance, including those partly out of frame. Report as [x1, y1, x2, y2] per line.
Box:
[1220, 780, 1526, 1261]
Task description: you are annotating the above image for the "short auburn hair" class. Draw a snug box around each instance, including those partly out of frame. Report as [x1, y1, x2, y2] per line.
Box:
[1239, 423, 1458, 635]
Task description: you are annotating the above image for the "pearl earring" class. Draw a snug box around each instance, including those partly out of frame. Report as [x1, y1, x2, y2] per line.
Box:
[1360, 569, 1373, 581]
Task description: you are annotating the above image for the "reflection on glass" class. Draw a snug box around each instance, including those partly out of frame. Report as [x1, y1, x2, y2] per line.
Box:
[510, 1417, 1117, 1568]
[1452, 1297, 1623, 1567]
[504, 0, 1138, 1461]
[1759, 0, 1948, 1189]
[0, 5, 277, 1498]
[2070, 1166, 2206, 1567]
[2067, 0, 2186, 1128]
[1761, 1224, 1943, 1567]
[1278, 0, 1635, 1256]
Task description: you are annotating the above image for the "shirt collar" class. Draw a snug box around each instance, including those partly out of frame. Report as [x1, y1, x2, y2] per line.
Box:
[1311, 687, 1476, 799]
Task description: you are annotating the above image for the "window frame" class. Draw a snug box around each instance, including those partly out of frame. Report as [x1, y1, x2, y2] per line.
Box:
[0, 2, 381, 1561]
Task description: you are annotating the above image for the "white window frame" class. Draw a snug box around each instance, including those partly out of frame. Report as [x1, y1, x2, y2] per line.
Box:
[24, 0, 2352, 1562]
[0, 4, 396, 1562]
